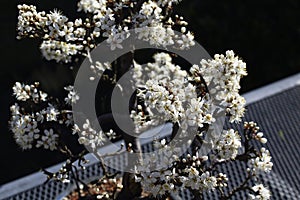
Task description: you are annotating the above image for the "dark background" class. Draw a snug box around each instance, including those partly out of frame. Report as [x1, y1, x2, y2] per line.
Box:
[0, 0, 299, 185]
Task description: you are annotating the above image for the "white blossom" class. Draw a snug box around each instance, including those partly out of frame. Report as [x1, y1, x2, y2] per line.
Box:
[47, 9, 68, 25]
[77, 0, 106, 13]
[13, 82, 30, 101]
[249, 147, 273, 173]
[107, 34, 123, 50]
[177, 31, 195, 49]
[25, 120, 40, 136]
[192, 50, 247, 122]
[64, 85, 80, 105]
[36, 129, 59, 151]
[76, 119, 116, 150]
[45, 104, 60, 122]
[249, 184, 271, 200]
[215, 129, 242, 160]
[16, 4, 47, 39]
[12, 82, 47, 102]
[40, 40, 83, 63]
[182, 170, 217, 191]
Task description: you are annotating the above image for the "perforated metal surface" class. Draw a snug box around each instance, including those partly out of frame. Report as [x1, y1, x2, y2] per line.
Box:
[2, 86, 300, 200]
[242, 85, 300, 199]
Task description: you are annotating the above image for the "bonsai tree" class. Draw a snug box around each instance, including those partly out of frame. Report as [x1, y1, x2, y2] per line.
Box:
[10, 0, 272, 199]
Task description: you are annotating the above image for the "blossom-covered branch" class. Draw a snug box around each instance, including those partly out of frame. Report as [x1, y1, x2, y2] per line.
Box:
[11, 1, 273, 199]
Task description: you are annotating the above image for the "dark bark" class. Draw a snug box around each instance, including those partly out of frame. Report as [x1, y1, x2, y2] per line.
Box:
[115, 52, 143, 199]
[191, 190, 203, 200]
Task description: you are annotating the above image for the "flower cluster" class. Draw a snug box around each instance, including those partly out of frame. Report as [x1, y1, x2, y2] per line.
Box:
[10, 104, 38, 150]
[133, 52, 186, 87]
[74, 119, 108, 151]
[184, 170, 218, 191]
[9, 82, 59, 150]
[9, 102, 59, 151]
[241, 121, 273, 174]
[9, 82, 78, 151]
[17, 0, 196, 64]
[10, 104, 59, 150]
[72, 119, 117, 152]
[134, 122, 272, 198]
[40, 40, 84, 63]
[132, 52, 215, 134]
[16, 5, 47, 39]
[249, 184, 271, 200]
[13, 82, 47, 103]
[134, 139, 228, 197]
[191, 50, 247, 122]
[249, 147, 273, 173]
[215, 129, 242, 160]
[17, 5, 86, 63]
[130, 72, 273, 197]
[77, 0, 107, 13]
[112, 52, 272, 198]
